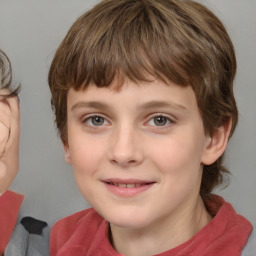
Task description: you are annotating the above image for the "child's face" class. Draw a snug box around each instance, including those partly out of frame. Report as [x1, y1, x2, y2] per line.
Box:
[64, 79, 212, 230]
[0, 93, 20, 194]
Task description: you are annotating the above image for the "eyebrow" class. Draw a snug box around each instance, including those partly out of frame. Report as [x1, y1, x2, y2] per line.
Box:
[71, 100, 188, 112]
[136, 100, 188, 112]
[71, 101, 109, 111]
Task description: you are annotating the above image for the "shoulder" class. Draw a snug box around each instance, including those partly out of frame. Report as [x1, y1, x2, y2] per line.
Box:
[242, 226, 256, 256]
[51, 207, 102, 236]
[50, 208, 104, 256]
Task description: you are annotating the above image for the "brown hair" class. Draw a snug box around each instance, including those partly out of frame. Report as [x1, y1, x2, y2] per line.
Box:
[48, 0, 238, 196]
[0, 49, 20, 97]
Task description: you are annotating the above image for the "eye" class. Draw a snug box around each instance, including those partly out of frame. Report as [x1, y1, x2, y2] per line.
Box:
[147, 115, 171, 127]
[84, 115, 109, 127]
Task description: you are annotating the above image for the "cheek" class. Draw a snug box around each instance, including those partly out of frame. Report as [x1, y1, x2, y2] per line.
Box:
[69, 137, 104, 175]
[0, 123, 9, 156]
[68, 136, 105, 200]
[148, 136, 205, 209]
[149, 133, 204, 181]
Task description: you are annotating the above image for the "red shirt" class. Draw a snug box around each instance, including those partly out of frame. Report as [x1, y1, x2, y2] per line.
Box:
[0, 190, 24, 254]
[50, 195, 252, 256]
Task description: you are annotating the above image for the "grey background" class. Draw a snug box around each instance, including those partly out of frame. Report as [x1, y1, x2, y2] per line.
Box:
[0, 0, 255, 227]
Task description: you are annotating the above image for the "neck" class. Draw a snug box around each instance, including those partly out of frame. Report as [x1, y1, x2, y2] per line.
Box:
[110, 195, 212, 256]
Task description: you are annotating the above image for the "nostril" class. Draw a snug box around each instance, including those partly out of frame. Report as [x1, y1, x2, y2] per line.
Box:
[110, 158, 138, 167]
[108, 143, 143, 166]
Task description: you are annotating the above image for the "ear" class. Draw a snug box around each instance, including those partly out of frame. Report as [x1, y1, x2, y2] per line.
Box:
[201, 118, 232, 165]
[63, 142, 72, 165]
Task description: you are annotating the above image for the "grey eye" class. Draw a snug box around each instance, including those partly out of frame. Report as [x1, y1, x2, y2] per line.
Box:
[153, 116, 168, 126]
[91, 116, 105, 126]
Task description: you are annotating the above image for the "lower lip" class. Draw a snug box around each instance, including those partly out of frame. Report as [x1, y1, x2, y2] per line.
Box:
[103, 182, 155, 197]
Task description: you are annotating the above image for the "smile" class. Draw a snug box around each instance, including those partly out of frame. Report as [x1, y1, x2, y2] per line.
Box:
[102, 179, 156, 197]
[107, 182, 148, 188]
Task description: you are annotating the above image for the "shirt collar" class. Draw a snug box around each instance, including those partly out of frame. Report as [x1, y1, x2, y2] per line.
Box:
[0, 190, 24, 254]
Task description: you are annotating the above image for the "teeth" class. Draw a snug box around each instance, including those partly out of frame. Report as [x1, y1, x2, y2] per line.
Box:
[127, 184, 136, 188]
[111, 183, 142, 188]
[107, 182, 151, 188]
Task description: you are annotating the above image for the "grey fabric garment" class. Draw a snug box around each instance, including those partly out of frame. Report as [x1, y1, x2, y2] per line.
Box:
[4, 223, 49, 256]
[4, 225, 28, 256]
[242, 227, 256, 256]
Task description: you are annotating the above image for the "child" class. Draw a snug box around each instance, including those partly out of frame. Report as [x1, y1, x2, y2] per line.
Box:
[0, 49, 23, 255]
[0, 49, 49, 256]
[48, 0, 255, 255]
[0, 49, 20, 195]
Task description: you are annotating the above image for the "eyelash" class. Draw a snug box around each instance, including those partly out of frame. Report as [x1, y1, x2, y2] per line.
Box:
[81, 114, 174, 128]
[146, 114, 173, 127]
[82, 115, 110, 127]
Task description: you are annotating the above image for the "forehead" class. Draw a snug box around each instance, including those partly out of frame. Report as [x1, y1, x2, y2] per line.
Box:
[67, 80, 198, 114]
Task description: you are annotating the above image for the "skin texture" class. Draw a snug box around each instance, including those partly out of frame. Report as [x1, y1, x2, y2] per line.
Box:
[64, 80, 231, 256]
[0, 90, 20, 194]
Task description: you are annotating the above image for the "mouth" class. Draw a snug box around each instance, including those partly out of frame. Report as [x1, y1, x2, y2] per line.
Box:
[102, 179, 156, 197]
[105, 182, 153, 188]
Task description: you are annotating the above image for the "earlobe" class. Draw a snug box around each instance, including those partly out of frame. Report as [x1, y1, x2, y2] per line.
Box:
[63, 143, 72, 165]
[201, 118, 232, 165]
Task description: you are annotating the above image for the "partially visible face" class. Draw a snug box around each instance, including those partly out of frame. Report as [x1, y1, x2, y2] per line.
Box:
[0, 93, 20, 194]
[0, 116, 10, 193]
[64, 80, 212, 230]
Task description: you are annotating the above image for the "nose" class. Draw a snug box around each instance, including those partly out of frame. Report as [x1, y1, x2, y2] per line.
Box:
[108, 125, 144, 167]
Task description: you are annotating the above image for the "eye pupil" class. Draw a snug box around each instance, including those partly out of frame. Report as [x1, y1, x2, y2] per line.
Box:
[154, 116, 167, 126]
[92, 116, 104, 126]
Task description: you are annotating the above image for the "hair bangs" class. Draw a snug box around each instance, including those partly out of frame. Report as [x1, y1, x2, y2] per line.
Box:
[59, 0, 191, 91]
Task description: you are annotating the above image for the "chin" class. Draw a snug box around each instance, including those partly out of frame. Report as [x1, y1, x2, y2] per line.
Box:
[110, 218, 149, 230]
[103, 208, 153, 230]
